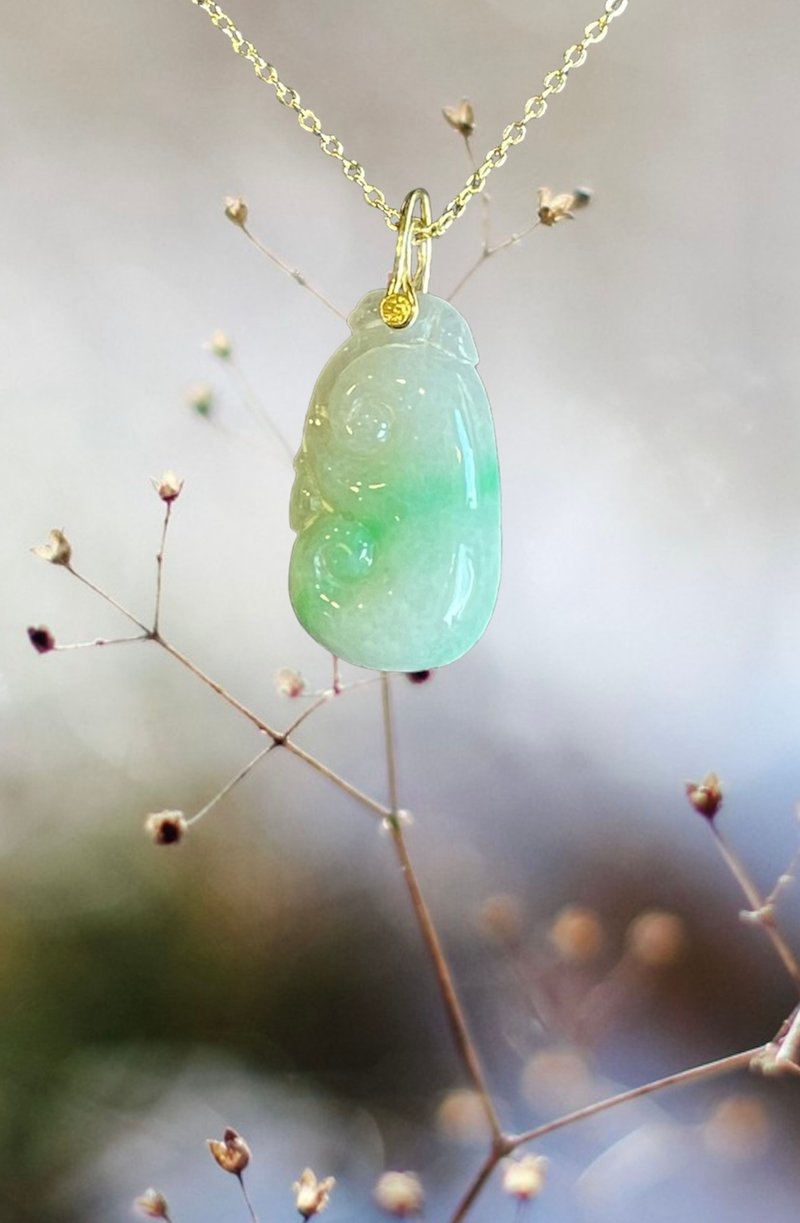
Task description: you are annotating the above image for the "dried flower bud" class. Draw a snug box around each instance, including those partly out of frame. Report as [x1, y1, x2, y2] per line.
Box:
[134, 1188, 171, 1219]
[145, 811, 187, 846]
[276, 667, 306, 698]
[207, 1128, 251, 1175]
[406, 670, 433, 684]
[224, 196, 249, 226]
[502, 1155, 548, 1202]
[374, 1171, 424, 1217]
[27, 625, 56, 654]
[32, 528, 72, 566]
[626, 910, 685, 968]
[685, 772, 723, 820]
[293, 1167, 335, 1219]
[548, 904, 604, 963]
[537, 187, 588, 227]
[187, 383, 214, 418]
[478, 893, 523, 945]
[442, 99, 475, 137]
[151, 471, 184, 503]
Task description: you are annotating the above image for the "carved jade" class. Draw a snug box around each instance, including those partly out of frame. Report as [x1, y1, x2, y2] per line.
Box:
[289, 290, 501, 671]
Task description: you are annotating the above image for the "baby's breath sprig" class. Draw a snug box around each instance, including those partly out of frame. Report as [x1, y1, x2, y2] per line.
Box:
[685, 774, 800, 992]
[224, 196, 346, 321]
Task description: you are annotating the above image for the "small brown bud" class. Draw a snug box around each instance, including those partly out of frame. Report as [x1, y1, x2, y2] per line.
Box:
[145, 811, 187, 846]
[224, 196, 249, 226]
[442, 99, 475, 137]
[187, 383, 214, 417]
[276, 667, 306, 698]
[28, 626, 56, 654]
[151, 471, 184, 503]
[32, 528, 72, 566]
[207, 1127, 251, 1175]
[626, 910, 685, 968]
[548, 904, 604, 963]
[406, 670, 433, 684]
[208, 330, 232, 360]
[293, 1167, 335, 1219]
[374, 1171, 424, 1217]
[134, 1188, 171, 1219]
[537, 187, 588, 226]
[502, 1155, 548, 1202]
[685, 772, 723, 820]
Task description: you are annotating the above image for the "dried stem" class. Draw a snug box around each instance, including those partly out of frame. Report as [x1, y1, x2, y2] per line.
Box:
[235, 1171, 259, 1223]
[54, 634, 148, 650]
[710, 824, 800, 994]
[448, 221, 540, 302]
[66, 565, 149, 633]
[187, 740, 277, 826]
[240, 221, 347, 322]
[224, 353, 295, 462]
[153, 502, 172, 635]
[464, 135, 491, 254]
[447, 1045, 764, 1223]
[765, 842, 800, 909]
[380, 672, 503, 1146]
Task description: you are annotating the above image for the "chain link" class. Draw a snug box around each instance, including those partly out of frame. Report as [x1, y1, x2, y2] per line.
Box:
[191, 0, 630, 239]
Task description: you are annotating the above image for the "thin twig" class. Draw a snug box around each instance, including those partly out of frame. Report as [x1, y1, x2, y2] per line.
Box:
[153, 634, 283, 742]
[464, 135, 491, 255]
[153, 502, 172, 636]
[240, 222, 347, 322]
[710, 824, 800, 994]
[447, 1046, 764, 1223]
[66, 565, 149, 633]
[380, 672, 400, 815]
[448, 221, 541, 302]
[380, 674, 503, 1144]
[235, 1171, 259, 1223]
[508, 1045, 763, 1150]
[765, 842, 800, 909]
[225, 354, 295, 462]
[187, 740, 277, 826]
[281, 738, 391, 820]
[53, 634, 148, 650]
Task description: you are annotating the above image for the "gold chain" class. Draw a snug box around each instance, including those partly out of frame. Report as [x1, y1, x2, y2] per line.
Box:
[191, 0, 630, 240]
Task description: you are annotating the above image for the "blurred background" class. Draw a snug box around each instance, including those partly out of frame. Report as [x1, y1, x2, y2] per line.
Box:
[2, 0, 800, 1219]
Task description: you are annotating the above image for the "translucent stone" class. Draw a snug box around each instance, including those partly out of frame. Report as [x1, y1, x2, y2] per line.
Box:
[289, 290, 501, 671]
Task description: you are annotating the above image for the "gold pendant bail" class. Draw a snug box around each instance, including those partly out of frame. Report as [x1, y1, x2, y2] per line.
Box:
[380, 188, 432, 329]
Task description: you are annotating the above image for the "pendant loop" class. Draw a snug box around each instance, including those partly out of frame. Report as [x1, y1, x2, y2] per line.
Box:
[380, 188, 432, 329]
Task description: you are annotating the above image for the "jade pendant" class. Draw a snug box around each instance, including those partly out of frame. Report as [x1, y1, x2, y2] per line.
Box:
[288, 289, 501, 671]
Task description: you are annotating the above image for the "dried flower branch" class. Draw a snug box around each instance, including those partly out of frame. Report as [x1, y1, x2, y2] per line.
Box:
[223, 196, 347, 322]
[205, 328, 295, 460]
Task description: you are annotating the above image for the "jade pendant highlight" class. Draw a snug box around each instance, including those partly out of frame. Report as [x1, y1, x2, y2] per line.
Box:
[289, 290, 501, 671]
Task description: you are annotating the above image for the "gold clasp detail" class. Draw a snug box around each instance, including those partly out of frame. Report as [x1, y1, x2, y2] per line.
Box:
[380, 188, 432, 329]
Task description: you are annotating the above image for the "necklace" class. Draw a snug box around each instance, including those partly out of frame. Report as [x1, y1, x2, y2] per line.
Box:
[191, 0, 631, 671]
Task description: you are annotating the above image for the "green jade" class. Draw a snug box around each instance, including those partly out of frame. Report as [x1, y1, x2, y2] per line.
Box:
[289, 290, 501, 671]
